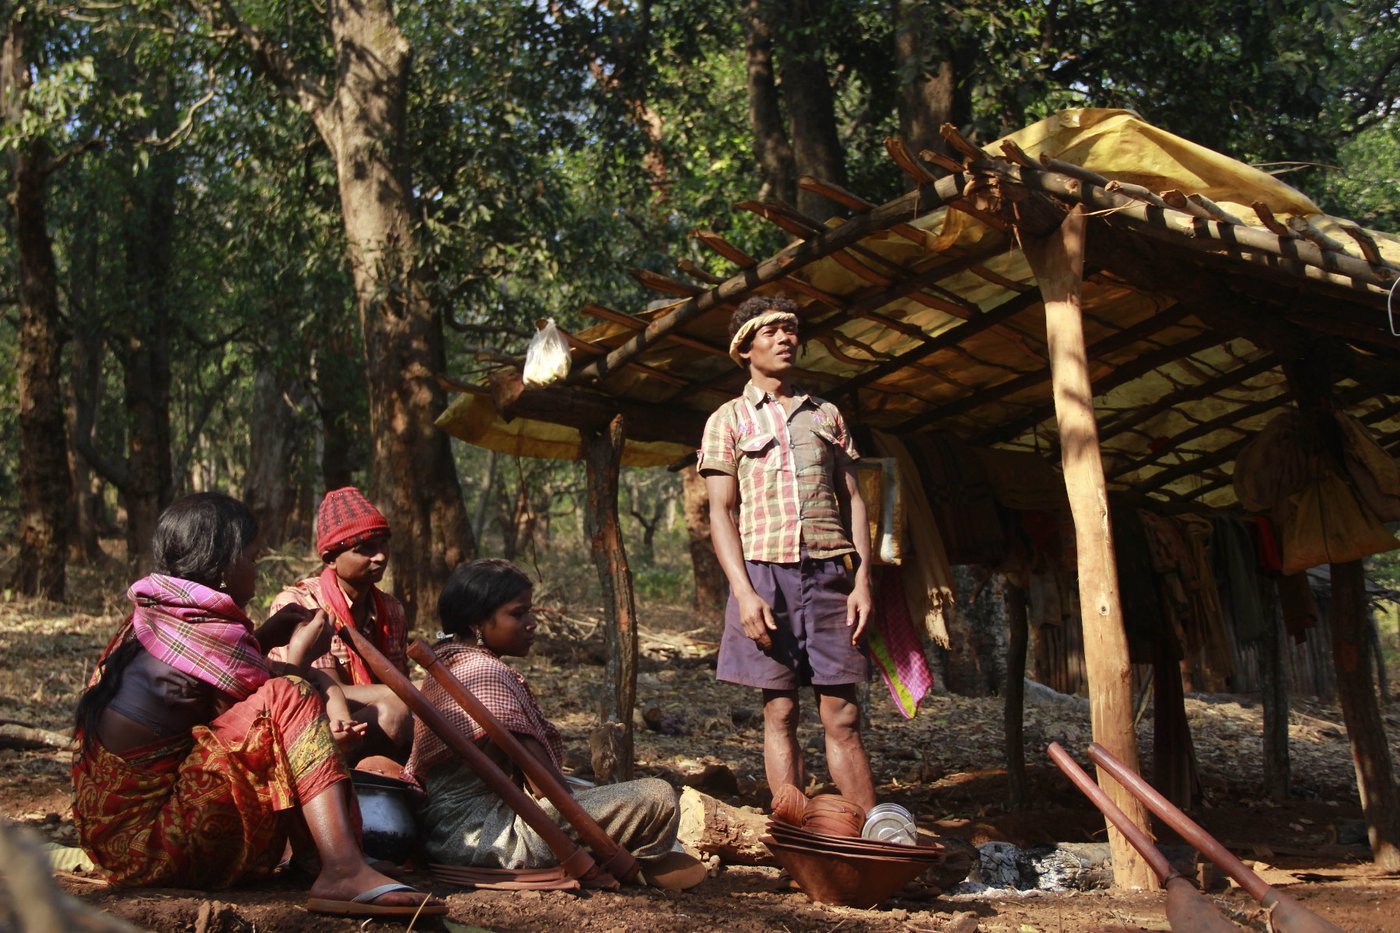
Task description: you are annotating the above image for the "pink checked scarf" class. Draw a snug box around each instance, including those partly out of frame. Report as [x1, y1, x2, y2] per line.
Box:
[867, 565, 935, 719]
[127, 574, 270, 700]
[404, 642, 564, 784]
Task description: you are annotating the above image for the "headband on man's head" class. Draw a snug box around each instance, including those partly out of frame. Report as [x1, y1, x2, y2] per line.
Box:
[728, 310, 800, 367]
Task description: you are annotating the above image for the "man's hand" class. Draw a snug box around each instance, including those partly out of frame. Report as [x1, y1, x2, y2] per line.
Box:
[845, 577, 873, 646]
[737, 590, 777, 651]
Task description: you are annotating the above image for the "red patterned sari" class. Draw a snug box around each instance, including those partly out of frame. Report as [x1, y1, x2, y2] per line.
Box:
[72, 576, 350, 889]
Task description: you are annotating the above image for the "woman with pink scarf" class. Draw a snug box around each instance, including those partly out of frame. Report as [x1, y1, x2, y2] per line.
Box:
[71, 493, 446, 920]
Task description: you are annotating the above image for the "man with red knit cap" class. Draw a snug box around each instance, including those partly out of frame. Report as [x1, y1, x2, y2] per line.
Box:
[270, 486, 413, 762]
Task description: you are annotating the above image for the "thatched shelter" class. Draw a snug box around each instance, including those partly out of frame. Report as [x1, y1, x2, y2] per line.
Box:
[436, 109, 1400, 884]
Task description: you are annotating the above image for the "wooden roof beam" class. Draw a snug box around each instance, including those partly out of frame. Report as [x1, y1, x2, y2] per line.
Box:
[999, 161, 1399, 290]
[569, 171, 966, 385]
[579, 303, 727, 359]
[1095, 354, 1281, 442]
[908, 305, 1202, 433]
[1130, 433, 1252, 495]
[1090, 233, 1400, 396]
[488, 369, 708, 448]
[689, 229, 758, 269]
[840, 288, 1046, 396]
[739, 198, 985, 319]
[1104, 391, 1292, 480]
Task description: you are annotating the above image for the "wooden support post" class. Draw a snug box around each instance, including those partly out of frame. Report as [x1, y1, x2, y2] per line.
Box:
[582, 414, 638, 780]
[1329, 560, 1400, 869]
[1004, 580, 1029, 810]
[1151, 633, 1199, 808]
[1284, 352, 1400, 869]
[1022, 204, 1155, 890]
[1261, 584, 1290, 802]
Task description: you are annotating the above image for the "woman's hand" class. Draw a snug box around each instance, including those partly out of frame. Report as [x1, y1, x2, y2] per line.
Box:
[282, 610, 334, 671]
[255, 603, 317, 652]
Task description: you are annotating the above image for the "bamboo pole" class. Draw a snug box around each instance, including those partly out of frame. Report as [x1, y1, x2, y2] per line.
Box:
[329, 620, 614, 887]
[1021, 204, 1155, 889]
[406, 639, 642, 883]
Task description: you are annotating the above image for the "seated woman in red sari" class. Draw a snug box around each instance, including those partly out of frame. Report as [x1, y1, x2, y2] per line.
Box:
[71, 493, 446, 920]
[404, 558, 705, 891]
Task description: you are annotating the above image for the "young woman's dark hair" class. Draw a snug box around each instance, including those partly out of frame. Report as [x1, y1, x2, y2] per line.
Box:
[152, 492, 258, 589]
[437, 559, 533, 640]
[75, 492, 258, 744]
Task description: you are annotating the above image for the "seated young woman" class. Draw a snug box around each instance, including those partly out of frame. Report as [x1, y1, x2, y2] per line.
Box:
[404, 558, 705, 890]
[71, 492, 446, 919]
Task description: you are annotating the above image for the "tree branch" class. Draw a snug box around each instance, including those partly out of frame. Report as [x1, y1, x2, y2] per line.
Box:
[188, 0, 333, 140]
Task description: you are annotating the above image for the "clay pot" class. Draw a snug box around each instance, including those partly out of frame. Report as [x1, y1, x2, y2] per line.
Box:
[771, 784, 809, 826]
[800, 794, 866, 838]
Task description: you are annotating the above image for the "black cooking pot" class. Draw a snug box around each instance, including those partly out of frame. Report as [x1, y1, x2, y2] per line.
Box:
[351, 769, 419, 864]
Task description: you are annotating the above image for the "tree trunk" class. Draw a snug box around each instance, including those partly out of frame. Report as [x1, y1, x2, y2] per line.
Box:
[254, 0, 477, 622]
[778, 0, 847, 219]
[583, 415, 637, 781]
[67, 326, 106, 563]
[115, 91, 179, 568]
[742, 0, 796, 205]
[1023, 205, 1155, 890]
[242, 368, 299, 547]
[892, 0, 968, 163]
[1329, 560, 1400, 869]
[3, 14, 71, 599]
[682, 464, 726, 610]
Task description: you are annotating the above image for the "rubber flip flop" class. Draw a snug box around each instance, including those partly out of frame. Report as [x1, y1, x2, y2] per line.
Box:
[307, 881, 449, 918]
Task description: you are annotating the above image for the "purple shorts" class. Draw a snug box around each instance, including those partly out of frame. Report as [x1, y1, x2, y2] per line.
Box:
[715, 554, 869, 690]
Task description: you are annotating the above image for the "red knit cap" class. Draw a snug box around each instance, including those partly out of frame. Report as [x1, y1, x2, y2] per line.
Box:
[316, 486, 391, 559]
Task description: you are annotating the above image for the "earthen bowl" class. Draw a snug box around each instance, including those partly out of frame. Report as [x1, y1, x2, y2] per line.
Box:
[800, 794, 865, 838]
[762, 836, 930, 908]
[767, 822, 945, 858]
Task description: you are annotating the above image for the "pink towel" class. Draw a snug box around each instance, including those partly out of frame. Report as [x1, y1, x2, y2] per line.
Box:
[868, 566, 934, 718]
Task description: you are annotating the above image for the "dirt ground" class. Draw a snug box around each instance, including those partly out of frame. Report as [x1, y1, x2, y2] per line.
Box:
[3, 569, 1399, 932]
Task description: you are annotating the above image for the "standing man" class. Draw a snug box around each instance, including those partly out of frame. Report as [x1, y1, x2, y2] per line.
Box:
[698, 294, 877, 809]
[269, 486, 413, 763]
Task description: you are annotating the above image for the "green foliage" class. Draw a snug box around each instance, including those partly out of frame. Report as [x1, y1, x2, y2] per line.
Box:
[3, 0, 1398, 568]
[1310, 116, 1400, 231]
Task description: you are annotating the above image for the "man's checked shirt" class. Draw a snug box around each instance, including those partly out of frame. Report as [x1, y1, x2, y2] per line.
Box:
[698, 381, 859, 563]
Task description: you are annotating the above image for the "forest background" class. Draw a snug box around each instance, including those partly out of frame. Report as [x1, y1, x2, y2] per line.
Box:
[3, 0, 1399, 654]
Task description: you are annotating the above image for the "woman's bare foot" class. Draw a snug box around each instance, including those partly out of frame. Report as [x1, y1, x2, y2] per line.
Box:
[309, 860, 441, 910]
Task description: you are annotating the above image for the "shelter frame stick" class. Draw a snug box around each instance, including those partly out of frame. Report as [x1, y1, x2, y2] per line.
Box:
[1021, 203, 1155, 889]
[582, 413, 639, 780]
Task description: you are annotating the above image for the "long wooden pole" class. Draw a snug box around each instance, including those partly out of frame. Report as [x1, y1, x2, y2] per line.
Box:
[1021, 204, 1155, 889]
[582, 414, 638, 779]
[329, 620, 614, 887]
[406, 639, 641, 883]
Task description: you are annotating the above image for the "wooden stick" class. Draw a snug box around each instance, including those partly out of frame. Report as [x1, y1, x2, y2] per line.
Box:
[330, 621, 614, 887]
[407, 639, 642, 883]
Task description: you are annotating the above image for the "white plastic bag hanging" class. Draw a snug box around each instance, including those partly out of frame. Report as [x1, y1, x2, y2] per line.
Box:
[522, 318, 571, 387]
